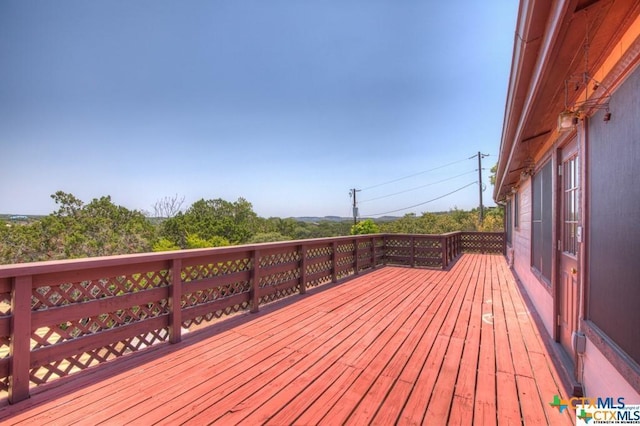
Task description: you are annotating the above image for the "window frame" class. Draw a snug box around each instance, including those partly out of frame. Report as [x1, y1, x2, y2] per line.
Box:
[531, 159, 553, 286]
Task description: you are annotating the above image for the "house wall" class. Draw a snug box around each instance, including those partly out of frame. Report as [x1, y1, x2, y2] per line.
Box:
[508, 64, 640, 402]
[509, 176, 554, 336]
[500, 0, 640, 404]
[583, 338, 640, 401]
[509, 148, 640, 401]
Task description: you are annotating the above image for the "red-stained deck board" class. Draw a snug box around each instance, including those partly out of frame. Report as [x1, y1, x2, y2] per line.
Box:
[424, 256, 483, 423]
[143, 272, 413, 424]
[155, 268, 423, 425]
[343, 267, 459, 424]
[200, 269, 431, 425]
[0, 254, 573, 425]
[393, 255, 476, 424]
[448, 256, 485, 425]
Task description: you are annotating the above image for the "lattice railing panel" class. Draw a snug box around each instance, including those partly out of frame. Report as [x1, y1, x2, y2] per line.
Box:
[183, 302, 251, 329]
[337, 254, 355, 268]
[260, 269, 300, 288]
[414, 238, 441, 249]
[183, 258, 252, 283]
[384, 238, 412, 248]
[259, 250, 301, 268]
[306, 274, 332, 288]
[307, 260, 331, 276]
[31, 300, 169, 349]
[259, 266, 301, 305]
[182, 281, 250, 308]
[385, 248, 412, 257]
[306, 245, 333, 259]
[305, 260, 332, 288]
[414, 258, 443, 268]
[337, 268, 355, 280]
[25, 266, 172, 387]
[460, 233, 504, 253]
[0, 286, 10, 363]
[336, 242, 355, 253]
[0, 282, 9, 398]
[0, 334, 9, 359]
[0, 290, 10, 317]
[357, 240, 372, 251]
[357, 251, 373, 271]
[32, 271, 171, 311]
[29, 327, 169, 386]
[181, 275, 251, 329]
[259, 284, 300, 305]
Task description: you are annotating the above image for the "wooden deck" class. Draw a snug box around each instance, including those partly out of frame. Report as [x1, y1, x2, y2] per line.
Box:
[0, 254, 572, 425]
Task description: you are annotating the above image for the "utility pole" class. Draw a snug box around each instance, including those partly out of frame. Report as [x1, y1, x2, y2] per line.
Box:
[470, 152, 489, 224]
[349, 188, 361, 225]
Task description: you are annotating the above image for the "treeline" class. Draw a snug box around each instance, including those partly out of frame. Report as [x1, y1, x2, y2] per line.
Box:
[0, 191, 503, 265]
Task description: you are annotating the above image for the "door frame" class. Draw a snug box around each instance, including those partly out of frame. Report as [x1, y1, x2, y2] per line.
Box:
[553, 124, 586, 381]
[556, 138, 579, 348]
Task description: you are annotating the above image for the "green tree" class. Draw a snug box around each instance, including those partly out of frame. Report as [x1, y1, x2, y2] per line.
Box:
[151, 238, 180, 252]
[489, 163, 498, 186]
[185, 234, 230, 249]
[350, 219, 380, 235]
[0, 192, 156, 264]
[51, 191, 83, 217]
[157, 197, 259, 248]
[248, 232, 292, 244]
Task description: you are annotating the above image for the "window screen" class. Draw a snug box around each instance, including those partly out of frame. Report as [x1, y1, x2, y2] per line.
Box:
[531, 160, 552, 283]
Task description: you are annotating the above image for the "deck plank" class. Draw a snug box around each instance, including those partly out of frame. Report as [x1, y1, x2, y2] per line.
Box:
[0, 254, 573, 426]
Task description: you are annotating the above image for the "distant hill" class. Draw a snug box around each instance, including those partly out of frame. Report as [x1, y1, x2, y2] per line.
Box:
[1, 213, 401, 225]
[293, 216, 399, 223]
[293, 216, 350, 223]
[0, 214, 45, 222]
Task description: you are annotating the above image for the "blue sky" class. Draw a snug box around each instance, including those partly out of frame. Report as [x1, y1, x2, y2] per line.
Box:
[1, 1, 517, 218]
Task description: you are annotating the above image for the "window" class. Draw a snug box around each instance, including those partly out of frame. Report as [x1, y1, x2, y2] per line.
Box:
[562, 155, 578, 255]
[531, 160, 552, 283]
[514, 192, 519, 229]
[587, 65, 640, 366]
[505, 200, 512, 245]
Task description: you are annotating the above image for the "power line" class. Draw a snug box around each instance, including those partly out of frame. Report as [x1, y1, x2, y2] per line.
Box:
[360, 157, 471, 191]
[365, 181, 478, 217]
[359, 170, 476, 203]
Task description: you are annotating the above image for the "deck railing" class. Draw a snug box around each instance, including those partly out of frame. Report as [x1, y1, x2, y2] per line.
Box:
[0, 231, 503, 403]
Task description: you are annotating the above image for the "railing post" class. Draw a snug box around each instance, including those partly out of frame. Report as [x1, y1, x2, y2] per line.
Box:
[10, 275, 32, 403]
[250, 250, 260, 313]
[169, 259, 182, 344]
[410, 236, 416, 268]
[299, 245, 307, 295]
[354, 238, 360, 275]
[370, 237, 376, 269]
[441, 235, 448, 269]
[502, 232, 507, 255]
[331, 241, 338, 283]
